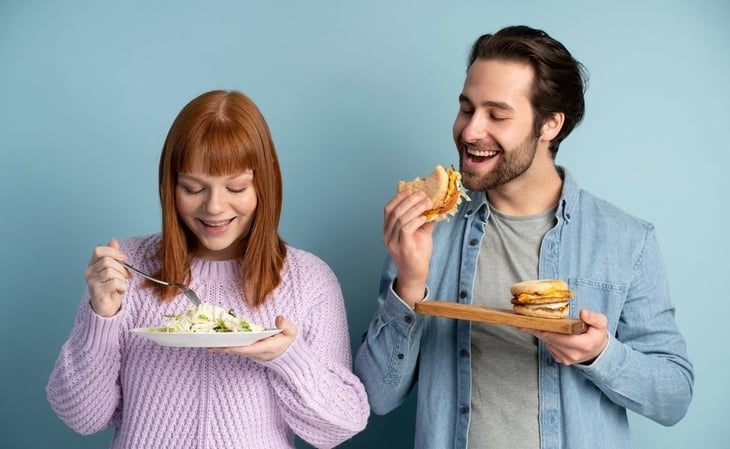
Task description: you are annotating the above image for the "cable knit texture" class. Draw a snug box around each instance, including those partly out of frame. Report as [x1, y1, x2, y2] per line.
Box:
[47, 234, 369, 449]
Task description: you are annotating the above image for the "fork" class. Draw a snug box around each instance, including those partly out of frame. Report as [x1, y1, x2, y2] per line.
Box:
[122, 261, 202, 306]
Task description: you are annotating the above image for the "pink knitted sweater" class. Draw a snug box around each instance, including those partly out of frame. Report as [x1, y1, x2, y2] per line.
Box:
[47, 234, 369, 449]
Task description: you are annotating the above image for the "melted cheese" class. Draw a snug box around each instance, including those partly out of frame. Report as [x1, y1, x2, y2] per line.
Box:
[425, 168, 470, 220]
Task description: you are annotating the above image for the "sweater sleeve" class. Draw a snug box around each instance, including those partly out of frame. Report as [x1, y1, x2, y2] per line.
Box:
[46, 292, 124, 435]
[261, 255, 369, 448]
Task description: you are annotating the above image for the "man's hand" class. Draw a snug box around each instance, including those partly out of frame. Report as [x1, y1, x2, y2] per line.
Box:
[523, 309, 609, 365]
[383, 189, 435, 307]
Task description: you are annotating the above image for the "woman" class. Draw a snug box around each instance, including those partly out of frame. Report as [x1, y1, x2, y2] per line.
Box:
[47, 90, 370, 449]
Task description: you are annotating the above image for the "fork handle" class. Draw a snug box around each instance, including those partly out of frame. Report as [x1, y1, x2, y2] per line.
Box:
[122, 262, 170, 287]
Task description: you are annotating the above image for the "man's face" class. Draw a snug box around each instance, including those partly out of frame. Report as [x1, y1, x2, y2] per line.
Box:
[452, 59, 541, 192]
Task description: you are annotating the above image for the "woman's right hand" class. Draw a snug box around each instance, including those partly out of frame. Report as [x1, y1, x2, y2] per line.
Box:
[84, 239, 129, 317]
[383, 189, 436, 307]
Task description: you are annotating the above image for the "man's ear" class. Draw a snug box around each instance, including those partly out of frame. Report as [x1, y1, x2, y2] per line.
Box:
[540, 112, 564, 142]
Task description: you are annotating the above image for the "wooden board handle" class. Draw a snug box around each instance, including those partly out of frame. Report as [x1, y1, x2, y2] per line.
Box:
[415, 301, 587, 335]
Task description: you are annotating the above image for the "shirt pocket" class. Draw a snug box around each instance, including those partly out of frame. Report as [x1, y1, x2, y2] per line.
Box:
[566, 278, 627, 334]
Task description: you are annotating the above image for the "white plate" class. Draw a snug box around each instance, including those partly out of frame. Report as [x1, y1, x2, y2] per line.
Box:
[131, 328, 282, 347]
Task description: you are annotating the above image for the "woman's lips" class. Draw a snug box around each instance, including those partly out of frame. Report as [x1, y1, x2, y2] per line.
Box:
[198, 218, 235, 233]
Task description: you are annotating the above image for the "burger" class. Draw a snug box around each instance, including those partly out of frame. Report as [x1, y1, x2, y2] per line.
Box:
[510, 279, 574, 319]
[397, 165, 470, 222]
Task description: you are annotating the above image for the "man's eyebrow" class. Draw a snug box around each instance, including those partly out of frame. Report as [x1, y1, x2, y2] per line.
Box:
[458, 94, 513, 111]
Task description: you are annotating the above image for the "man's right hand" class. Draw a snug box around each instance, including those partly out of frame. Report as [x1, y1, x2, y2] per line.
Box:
[383, 189, 435, 307]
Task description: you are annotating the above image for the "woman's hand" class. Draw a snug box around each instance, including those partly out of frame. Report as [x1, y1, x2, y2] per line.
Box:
[523, 309, 610, 365]
[84, 239, 129, 318]
[383, 189, 435, 307]
[209, 315, 297, 362]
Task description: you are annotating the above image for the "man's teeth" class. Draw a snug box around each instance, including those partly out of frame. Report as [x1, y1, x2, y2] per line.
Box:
[468, 149, 498, 157]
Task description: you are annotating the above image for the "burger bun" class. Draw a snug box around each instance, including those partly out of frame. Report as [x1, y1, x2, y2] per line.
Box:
[510, 279, 573, 319]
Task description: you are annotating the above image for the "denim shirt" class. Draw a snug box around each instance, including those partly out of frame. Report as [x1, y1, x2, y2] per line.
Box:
[354, 168, 694, 449]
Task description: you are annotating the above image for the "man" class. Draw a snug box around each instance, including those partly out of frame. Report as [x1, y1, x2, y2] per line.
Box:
[354, 25, 693, 449]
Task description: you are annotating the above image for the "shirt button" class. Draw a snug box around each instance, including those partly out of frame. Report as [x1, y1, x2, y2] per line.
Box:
[404, 315, 413, 324]
[469, 238, 478, 246]
[460, 406, 469, 414]
[546, 412, 557, 424]
[459, 291, 468, 299]
[397, 353, 405, 360]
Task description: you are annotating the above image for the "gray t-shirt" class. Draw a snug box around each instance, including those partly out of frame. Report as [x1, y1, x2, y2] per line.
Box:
[468, 205, 556, 449]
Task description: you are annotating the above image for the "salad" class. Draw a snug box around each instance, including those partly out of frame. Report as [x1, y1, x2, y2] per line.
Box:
[151, 303, 265, 333]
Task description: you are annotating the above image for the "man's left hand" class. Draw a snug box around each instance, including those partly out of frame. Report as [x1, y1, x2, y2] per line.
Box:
[523, 309, 609, 366]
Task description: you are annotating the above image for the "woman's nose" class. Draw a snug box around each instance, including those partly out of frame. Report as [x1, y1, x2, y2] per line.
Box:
[204, 188, 226, 214]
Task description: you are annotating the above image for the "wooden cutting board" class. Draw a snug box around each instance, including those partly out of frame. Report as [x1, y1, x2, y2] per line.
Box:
[415, 301, 587, 335]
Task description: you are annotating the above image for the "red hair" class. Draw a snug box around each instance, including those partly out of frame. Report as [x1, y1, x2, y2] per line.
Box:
[153, 90, 286, 307]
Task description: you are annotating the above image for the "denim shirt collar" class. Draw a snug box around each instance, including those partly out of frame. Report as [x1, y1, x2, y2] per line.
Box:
[557, 166, 579, 224]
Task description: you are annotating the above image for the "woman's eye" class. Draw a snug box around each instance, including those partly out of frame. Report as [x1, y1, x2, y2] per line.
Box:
[227, 187, 247, 194]
[182, 186, 204, 194]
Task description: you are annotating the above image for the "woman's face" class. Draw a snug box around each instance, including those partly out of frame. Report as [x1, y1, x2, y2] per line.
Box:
[175, 169, 257, 260]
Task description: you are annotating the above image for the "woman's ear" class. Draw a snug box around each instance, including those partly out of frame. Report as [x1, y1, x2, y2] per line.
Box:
[540, 112, 565, 142]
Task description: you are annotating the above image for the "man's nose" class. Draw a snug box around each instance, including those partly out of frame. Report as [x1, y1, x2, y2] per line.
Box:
[461, 112, 488, 143]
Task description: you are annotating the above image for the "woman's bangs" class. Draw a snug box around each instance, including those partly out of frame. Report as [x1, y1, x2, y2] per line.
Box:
[180, 125, 257, 175]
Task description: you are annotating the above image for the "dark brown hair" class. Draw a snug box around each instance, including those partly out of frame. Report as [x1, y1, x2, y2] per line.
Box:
[154, 90, 286, 307]
[468, 25, 588, 155]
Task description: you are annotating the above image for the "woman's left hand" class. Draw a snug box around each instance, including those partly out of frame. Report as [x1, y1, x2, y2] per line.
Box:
[208, 315, 297, 362]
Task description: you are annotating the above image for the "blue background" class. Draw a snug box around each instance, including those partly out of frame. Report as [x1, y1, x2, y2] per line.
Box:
[1, 1, 728, 448]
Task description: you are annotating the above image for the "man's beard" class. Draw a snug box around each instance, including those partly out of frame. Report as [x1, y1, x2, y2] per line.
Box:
[459, 132, 539, 191]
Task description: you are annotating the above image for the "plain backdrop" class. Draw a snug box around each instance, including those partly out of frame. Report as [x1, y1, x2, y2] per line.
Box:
[1, 1, 728, 448]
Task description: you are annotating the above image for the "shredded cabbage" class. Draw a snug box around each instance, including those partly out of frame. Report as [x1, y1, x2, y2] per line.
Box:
[151, 303, 265, 333]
